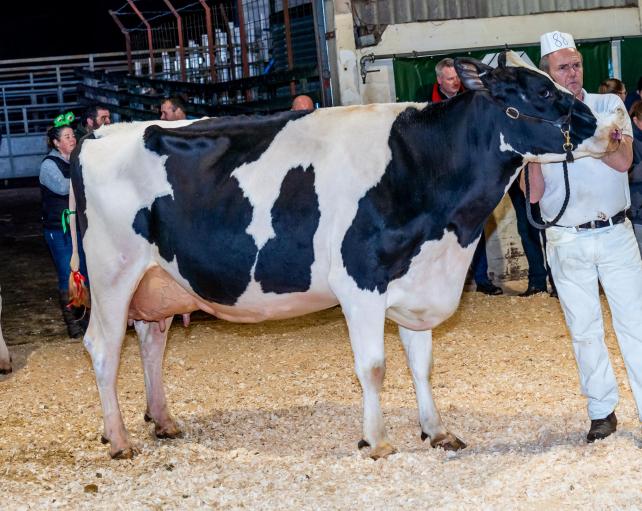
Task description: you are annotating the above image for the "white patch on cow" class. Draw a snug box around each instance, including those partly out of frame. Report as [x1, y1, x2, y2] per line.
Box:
[232, 103, 417, 301]
[385, 229, 479, 331]
[92, 119, 197, 139]
[79, 120, 202, 291]
[499, 132, 517, 154]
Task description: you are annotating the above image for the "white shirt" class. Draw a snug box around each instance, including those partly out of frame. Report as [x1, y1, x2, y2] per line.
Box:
[539, 91, 633, 226]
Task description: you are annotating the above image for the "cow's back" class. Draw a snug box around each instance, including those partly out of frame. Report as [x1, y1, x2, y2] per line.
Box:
[73, 106, 419, 319]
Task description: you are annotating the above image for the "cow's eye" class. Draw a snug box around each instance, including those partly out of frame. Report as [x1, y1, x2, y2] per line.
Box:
[540, 89, 552, 99]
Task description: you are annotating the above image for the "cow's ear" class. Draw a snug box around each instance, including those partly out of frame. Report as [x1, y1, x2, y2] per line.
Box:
[454, 58, 494, 91]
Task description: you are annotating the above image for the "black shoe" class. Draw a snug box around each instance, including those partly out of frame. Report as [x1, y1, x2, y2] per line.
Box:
[519, 285, 547, 297]
[476, 282, 503, 295]
[587, 411, 617, 443]
[59, 291, 86, 339]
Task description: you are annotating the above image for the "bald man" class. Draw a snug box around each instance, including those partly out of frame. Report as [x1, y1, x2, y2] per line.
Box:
[291, 95, 314, 111]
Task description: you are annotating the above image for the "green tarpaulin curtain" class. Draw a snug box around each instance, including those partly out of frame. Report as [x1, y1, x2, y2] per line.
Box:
[621, 37, 642, 94]
[393, 42, 611, 102]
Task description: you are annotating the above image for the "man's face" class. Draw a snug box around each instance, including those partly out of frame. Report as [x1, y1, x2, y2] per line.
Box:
[87, 108, 111, 131]
[160, 101, 186, 121]
[547, 48, 584, 98]
[94, 108, 111, 128]
[437, 66, 461, 97]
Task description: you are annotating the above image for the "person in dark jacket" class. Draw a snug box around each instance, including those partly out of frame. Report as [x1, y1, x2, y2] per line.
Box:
[430, 57, 463, 102]
[75, 104, 111, 139]
[40, 118, 88, 338]
[629, 100, 642, 254]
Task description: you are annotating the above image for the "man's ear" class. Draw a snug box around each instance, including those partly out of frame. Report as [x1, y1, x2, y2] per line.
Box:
[454, 58, 494, 91]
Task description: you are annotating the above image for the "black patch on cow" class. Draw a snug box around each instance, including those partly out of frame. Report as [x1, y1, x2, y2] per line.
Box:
[341, 100, 522, 294]
[134, 111, 312, 305]
[69, 134, 93, 236]
[255, 165, 320, 293]
[341, 59, 601, 295]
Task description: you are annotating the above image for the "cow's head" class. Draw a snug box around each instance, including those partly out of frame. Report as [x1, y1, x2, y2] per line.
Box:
[454, 51, 627, 164]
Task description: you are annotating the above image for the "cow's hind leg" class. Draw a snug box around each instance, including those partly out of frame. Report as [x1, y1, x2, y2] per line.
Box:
[135, 318, 182, 439]
[0, 291, 10, 374]
[84, 304, 139, 459]
[399, 326, 466, 450]
[342, 299, 395, 459]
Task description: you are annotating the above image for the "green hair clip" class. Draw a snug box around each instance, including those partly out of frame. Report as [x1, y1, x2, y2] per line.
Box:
[54, 111, 75, 127]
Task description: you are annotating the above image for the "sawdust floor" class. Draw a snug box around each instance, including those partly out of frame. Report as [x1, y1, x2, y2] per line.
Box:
[1, 187, 641, 509]
[2, 292, 642, 510]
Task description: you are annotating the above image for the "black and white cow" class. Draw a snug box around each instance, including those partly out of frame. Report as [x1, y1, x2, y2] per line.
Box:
[0, 288, 10, 374]
[71, 52, 625, 459]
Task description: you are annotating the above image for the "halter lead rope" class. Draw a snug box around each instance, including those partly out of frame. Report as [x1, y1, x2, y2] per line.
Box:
[524, 159, 571, 230]
[503, 96, 576, 230]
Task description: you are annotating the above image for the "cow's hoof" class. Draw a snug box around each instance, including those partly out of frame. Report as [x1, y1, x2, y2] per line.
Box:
[429, 432, 467, 451]
[154, 423, 182, 440]
[0, 356, 12, 374]
[143, 412, 152, 423]
[110, 446, 138, 460]
[100, 435, 109, 445]
[370, 441, 396, 460]
[357, 439, 370, 450]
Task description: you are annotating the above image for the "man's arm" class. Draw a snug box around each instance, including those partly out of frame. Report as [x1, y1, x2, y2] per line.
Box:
[601, 133, 633, 172]
[519, 163, 545, 203]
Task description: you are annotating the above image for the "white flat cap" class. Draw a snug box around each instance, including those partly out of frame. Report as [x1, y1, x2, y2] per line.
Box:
[540, 31, 576, 57]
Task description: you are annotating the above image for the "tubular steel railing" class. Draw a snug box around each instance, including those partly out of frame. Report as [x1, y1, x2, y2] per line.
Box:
[0, 52, 132, 181]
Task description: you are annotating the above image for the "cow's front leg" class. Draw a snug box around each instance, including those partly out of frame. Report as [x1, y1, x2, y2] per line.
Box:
[135, 318, 181, 439]
[342, 298, 395, 459]
[398, 326, 466, 450]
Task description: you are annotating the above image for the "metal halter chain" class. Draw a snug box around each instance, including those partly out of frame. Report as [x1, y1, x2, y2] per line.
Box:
[503, 97, 576, 230]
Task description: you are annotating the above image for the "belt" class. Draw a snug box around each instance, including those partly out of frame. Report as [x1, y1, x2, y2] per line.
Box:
[574, 209, 627, 230]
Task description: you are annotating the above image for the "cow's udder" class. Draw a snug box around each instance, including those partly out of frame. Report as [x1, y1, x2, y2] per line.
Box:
[128, 265, 200, 323]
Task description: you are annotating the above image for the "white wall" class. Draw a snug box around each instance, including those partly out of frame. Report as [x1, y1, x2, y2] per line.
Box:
[336, 5, 642, 105]
[329, 2, 642, 287]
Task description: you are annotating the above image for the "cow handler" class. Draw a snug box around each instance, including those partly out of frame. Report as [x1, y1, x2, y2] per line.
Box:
[525, 30, 642, 442]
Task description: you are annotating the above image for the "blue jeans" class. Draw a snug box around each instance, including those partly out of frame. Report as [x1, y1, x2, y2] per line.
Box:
[44, 228, 89, 292]
[471, 230, 491, 285]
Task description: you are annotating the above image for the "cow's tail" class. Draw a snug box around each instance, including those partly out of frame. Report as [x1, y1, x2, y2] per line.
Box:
[67, 184, 90, 309]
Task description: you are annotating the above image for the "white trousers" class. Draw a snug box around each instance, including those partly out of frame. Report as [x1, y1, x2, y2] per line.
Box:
[546, 220, 642, 421]
[634, 223, 642, 257]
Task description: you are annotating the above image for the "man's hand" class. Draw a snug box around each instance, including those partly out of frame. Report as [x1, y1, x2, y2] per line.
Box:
[520, 163, 545, 203]
[601, 131, 632, 172]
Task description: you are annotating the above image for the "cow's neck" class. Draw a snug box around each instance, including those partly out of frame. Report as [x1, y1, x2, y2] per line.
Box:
[384, 94, 524, 247]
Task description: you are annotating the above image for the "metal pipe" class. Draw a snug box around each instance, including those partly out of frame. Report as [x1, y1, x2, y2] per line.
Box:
[126, 0, 155, 78]
[109, 10, 133, 74]
[219, 5, 237, 81]
[282, 0, 296, 96]
[163, 0, 186, 81]
[235, 0, 250, 79]
[310, 0, 326, 107]
[235, 0, 251, 101]
[1, 88, 16, 178]
[198, 0, 217, 83]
